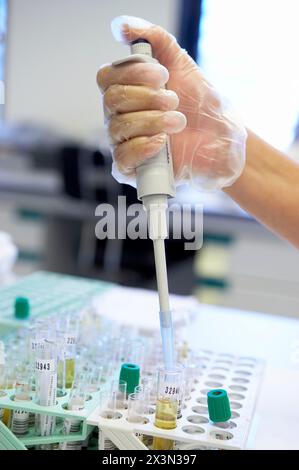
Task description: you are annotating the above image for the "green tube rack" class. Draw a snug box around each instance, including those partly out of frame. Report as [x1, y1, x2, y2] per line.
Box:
[0, 389, 100, 447]
[0, 271, 112, 332]
[0, 421, 27, 450]
[0, 271, 113, 449]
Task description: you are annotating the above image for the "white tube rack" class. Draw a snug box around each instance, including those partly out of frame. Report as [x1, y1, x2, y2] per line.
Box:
[87, 351, 264, 450]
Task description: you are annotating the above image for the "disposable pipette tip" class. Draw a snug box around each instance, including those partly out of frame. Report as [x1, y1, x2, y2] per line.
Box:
[160, 310, 175, 368]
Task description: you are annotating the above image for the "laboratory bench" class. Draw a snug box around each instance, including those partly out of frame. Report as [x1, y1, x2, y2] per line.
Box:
[0, 272, 298, 449]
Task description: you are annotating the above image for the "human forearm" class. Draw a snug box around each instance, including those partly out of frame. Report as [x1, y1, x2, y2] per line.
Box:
[225, 130, 299, 247]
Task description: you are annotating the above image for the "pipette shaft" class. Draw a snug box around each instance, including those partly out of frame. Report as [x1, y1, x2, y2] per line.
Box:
[113, 40, 176, 368]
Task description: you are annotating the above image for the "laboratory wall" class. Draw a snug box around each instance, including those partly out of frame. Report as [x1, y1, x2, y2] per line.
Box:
[5, 0, 180, 140]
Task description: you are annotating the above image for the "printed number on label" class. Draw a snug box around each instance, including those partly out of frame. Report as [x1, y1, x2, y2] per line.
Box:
[65, 336, 76, 345]
[35, 359, 54, 372]
[31, 341, 45, 350]
[164, 386, 180, 396]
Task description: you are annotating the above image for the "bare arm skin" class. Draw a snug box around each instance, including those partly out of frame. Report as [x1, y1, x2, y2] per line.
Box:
[225, 130, 299, 248]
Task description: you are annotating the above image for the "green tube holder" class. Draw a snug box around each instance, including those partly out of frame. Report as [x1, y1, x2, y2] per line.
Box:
[0, 420, 27, 450]
[0, 271, 114, 449]
[0, 389, 100, 447]
[0, 271, 112, 333]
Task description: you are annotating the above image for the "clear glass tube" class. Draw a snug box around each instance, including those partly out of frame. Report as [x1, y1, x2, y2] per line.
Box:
[98, 390, 117, 420]
[59, 379, 86, 450]
[10, 368, 31, 436]
[2, 362, 16, 426]
[64, 330, 77, 389]
[153, 366, 183, 451]
[135, 381, 152, 415]
[124, 339, 145, 369]
[34, 339, 57, 437]
[98, 390, 118, 450]
[111, 379, 127, 409]
[183, 363, 198, 400]
[57, 333, 66, 396]
[56, 326, 77, 391]
[127, 392, 146, 424]
[85, 366, 102, 393]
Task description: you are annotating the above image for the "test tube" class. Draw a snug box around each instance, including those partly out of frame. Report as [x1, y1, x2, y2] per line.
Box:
[98, 390, 118, 450]
[59, 378, 86, 450]
[135, 379, 152, 415]
[57, 333, 66, 396]
[133, 386, 153, 447]
[85, 366, 102, 393]
[98, 389, 117, 420]
[110, 379, 127, 409]
[2, 362, 16, 426]
[34, 339, 57, 438]
[58, 326, 78, 389]
[124, 339, 145, 370]
[127, 392, 146, 424]
[10, 368, 31, 436]
[153, 366, 183, 451]
[183, 363, 198, 400]
[127, 391, 151, 446]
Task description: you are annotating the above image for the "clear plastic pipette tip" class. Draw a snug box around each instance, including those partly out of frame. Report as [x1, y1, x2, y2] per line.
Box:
[159, 310, 175, 368]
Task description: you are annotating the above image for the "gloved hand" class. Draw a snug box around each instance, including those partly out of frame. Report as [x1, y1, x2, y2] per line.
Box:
[97, 16, 247, 191]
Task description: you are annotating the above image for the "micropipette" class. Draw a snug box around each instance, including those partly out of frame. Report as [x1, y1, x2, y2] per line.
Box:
[113, 39, 176, 368]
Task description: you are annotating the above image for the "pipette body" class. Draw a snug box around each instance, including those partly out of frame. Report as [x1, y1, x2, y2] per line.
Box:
[112, 40, 175, 368]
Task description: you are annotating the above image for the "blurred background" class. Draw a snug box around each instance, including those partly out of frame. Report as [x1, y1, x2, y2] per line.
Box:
[0, 0, 299, 316]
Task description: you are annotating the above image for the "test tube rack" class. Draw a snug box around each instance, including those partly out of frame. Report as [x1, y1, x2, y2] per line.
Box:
[0, 273, 263, 450]
[0, 388, 100, 447]
[87, 352, 264, 450]
[0, 270, 112, 334]
[0, 271, 112, 448]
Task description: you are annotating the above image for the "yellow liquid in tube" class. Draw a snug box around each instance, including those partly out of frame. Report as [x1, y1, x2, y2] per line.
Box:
[153, 398, 178, 451]
[2, 383, 13, 425]
[65, 358, 75, 389]
[57, 358, 75, 391]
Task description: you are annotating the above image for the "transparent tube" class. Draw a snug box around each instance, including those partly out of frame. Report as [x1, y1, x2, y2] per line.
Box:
[10, 367, 31, 436]
[183, 363, 198, 400]
[59, 378, 86, 450]
[2, 363, 16, 426]
[135, 380, 152, 415]
[98, 390, 118, 450]
[111, 379, 127, 409]
[127, 392, 150, 445]
[64, 330, 77, 389]
[57, 327, 77, 391]
[127, 392, 146, 424]
[34, 339, 57, 438]
[99, 390, 117, 420]
[153, 366, 183, 451]
[124, 339, 145, 370]
[85, 366, 102, 393]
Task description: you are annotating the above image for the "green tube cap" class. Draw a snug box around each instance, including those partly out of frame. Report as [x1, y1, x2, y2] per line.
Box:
[119, 363, 140, 395]
[207, 389, 231, 423]
[14, 297, 30, 320]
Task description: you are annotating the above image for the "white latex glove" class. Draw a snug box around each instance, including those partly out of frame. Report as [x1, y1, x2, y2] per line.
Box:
[97, 16, 247, 191]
